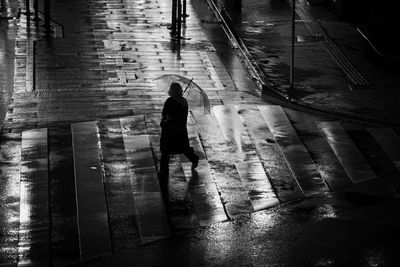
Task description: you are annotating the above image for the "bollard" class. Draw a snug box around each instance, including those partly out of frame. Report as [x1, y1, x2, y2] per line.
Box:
[25, 0, 30, 15]
[182, 0, 188, 18]
[233, 0, 242, 14]
[33, 0, 38, 21]
[289, 0, 295, 92]
[170, 0, 177, 34]
[177, 0, 182, 39]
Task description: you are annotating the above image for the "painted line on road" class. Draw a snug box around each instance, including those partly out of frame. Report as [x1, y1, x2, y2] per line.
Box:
[235, 162, 280, 210]
[121, 133, 171, 243]
[317, 121, 376, 183]
[212, 105, 280, 209]
[97, 118, 141, 249]
[182, 160, 228, 226]
[259, 105, 330, 196]
[368, 128, 400, 172]
[18, 128, 49, 266]
[197, 109, 253, 216]
[235, 105, 304, 202]
[72, 122, 112, 261]
[293, 119, 352, 191]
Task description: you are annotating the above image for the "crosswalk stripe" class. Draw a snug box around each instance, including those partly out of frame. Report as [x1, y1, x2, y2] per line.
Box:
[259, 106, 329, 196]
[71, 122, 112, 261]
[49, 127, 80, 266]
[182, 160, 228, 226]
[212, 105, 249, 155]
[169, 115, 225, 227]
[317, 122, 376, 183]
[121, 134, 171, 243]
[147, 133, 198, 230]
[18, 128, 49, 266]
[98, 119, 141, 249]
[368, 128, 400, 172]
[187, 114, 207, 160]
[193, 111, 253, 216]
[120, 115, 147, 135]
[212, 105, 279, 210]
[293, 119, 352, 190]
[123, 135, 155, 170]
[0, 160, 20, 264]
[235, 162, 280, 210]
[235, 105, 303, 202]
[344, 126, 400, 196]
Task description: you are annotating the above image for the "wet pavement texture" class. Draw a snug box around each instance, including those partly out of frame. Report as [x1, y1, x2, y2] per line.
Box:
[79, 194, 400, 267]
[0, 0, 400, 266]
[211, 0, 400, 125]
[0, 17, 16, 131]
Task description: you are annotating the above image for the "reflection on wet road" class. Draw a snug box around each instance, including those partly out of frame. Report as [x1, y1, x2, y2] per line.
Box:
[18, 129, 49, 266]
[0, 18, 16, 129]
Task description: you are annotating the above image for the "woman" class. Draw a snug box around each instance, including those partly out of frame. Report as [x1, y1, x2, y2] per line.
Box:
[159, 82, 199, 176]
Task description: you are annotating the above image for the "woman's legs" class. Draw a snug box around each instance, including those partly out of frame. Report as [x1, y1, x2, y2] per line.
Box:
[160, 150, 199, 173]
[158, 153, 170, 205]
[159, 153, 170, 174]
[184, 150, 199, 168]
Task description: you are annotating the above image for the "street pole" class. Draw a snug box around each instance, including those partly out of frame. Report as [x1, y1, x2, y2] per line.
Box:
[183, 0, 188, 18]
[177, 0, 182, 38]
[33, 0, 39, 22]
[44, 0, 50, 35]
[289, 0, 295, 93]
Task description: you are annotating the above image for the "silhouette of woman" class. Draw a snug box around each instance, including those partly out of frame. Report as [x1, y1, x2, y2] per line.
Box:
[159, 82, 199, 176]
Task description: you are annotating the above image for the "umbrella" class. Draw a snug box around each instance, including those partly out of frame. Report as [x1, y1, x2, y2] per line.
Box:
[154, 74, 211, 115]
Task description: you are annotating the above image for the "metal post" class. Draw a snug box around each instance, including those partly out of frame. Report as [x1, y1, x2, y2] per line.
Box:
[177, 0, 182, 39]
[171, 0, 177, 34]
[33, 0, 39, 21]
[182, 0, 188, 18]
[289, 0, 295, 92]
[44, 0, 50, 34]
[25, 0, 30, 15]
[32, 40, 36, 91]
[233, 0, 242, 14]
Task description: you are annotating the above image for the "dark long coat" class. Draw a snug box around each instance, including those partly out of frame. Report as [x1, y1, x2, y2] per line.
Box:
[160, 96, 191, 154]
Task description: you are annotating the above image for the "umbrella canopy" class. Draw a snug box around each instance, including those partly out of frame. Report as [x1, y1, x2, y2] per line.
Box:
[154, 74, 211, 115]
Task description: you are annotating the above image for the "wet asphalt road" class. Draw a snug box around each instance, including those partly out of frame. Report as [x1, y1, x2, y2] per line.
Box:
[80, 194, 400, 267]
[0, 0, 400, 266]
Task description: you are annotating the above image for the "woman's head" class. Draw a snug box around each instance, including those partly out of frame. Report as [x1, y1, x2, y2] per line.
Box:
[169, 82, 183, 97]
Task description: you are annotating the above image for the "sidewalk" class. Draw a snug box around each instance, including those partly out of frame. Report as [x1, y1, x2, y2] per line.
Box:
[209, 0, 400, 126]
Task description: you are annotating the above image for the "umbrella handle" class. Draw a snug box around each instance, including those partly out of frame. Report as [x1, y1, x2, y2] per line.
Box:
[183, 78, 193, 94]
